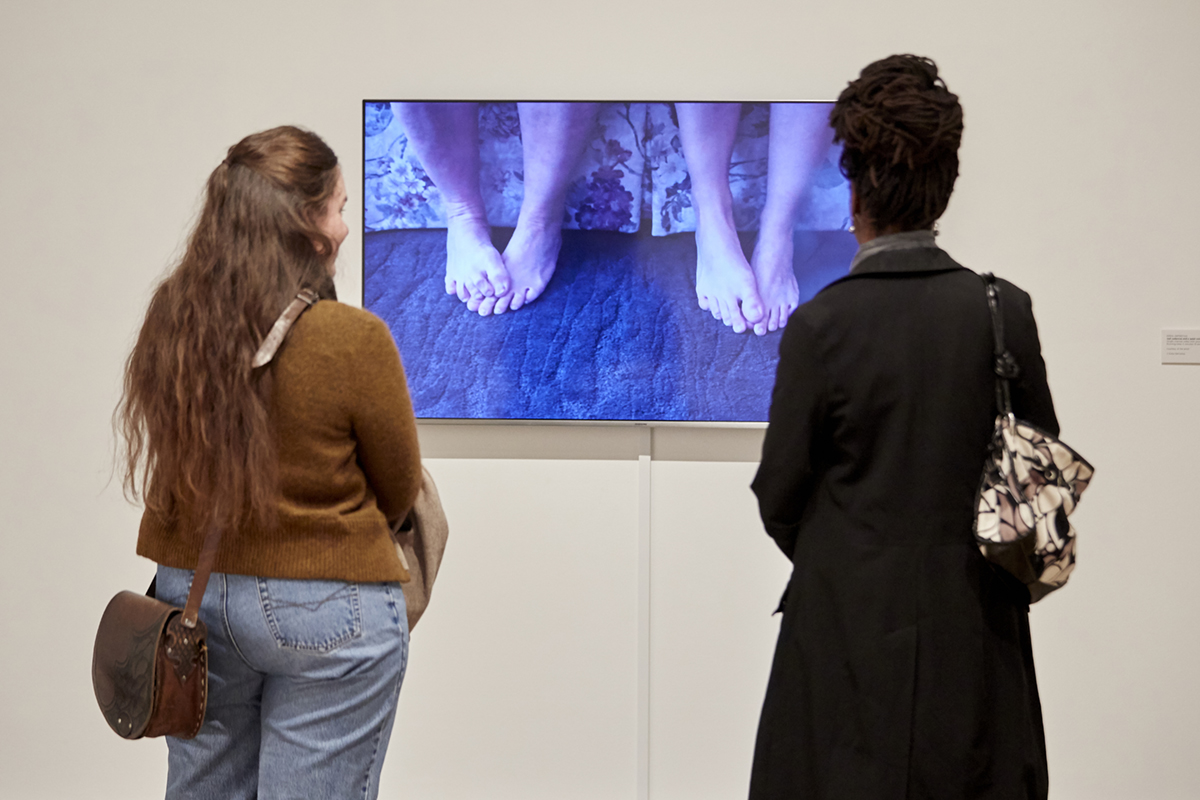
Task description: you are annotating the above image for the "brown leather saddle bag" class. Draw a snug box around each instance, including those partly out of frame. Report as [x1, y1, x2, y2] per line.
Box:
[92, 523, 221, 740]
[92, 588, 209, 739]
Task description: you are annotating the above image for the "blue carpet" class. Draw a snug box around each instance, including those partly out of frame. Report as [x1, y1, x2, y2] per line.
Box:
[364, 227, 855, 422]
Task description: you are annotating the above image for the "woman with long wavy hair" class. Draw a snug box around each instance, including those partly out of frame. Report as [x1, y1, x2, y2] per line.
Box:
[117, 125, 421, 799]
[750, 57, 1058, 799]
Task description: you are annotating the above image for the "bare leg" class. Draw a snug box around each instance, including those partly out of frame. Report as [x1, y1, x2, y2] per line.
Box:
[392, 102, 509, 314]
[751, 103, 835, 334]
[493, 102, 601, 314]
[675, 103, 764, 334]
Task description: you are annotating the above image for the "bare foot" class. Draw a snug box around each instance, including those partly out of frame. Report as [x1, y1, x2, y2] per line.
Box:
[444, 208, 510, 316]
[495, 215, 562, 314]
[749, 227, 800, 336]
[694, 218, 765, 334]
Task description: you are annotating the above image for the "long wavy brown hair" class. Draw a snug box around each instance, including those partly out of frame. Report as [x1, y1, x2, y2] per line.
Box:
[830, 54, 964, 232]
[117, 126, 340, 535]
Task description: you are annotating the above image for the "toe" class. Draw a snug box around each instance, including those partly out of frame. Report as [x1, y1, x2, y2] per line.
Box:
[493, 293, 513, 315]
[522, 281, 547, 306]
[726, 300, 748, 333]
[740, 293, 765, 325]
[485, 263, 510, 297]
[477, 296, 497, 316]
[716, 299, 733, 330]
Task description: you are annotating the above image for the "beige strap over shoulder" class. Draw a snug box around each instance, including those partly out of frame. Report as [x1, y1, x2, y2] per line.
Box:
[251, 288, 320, 368]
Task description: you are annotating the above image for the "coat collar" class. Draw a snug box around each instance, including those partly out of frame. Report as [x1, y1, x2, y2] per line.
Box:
[849, 245, 962, 276]
[819, 235, 967, 295]
[849, 229, 940, 274]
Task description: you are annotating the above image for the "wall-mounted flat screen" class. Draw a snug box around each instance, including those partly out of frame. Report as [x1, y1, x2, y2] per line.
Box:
[363, 101, 856, 423]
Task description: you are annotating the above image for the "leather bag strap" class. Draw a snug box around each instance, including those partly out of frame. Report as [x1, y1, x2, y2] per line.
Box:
[180, 287, 321, 628]
[252, 288, 321, 368]
[982, 272, 1020, 417]
[181, 523, 221, 628]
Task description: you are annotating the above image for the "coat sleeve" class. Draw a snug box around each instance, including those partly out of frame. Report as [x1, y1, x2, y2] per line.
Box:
[1001, 282, 1059, 436]
[348, 316, 423, 525]
[751, 316, 828, 560]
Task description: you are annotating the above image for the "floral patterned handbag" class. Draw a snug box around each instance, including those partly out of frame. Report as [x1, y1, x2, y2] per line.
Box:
[974, 273, 1094, 603]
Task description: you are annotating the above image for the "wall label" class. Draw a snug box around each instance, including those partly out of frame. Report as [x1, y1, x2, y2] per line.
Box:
[1162, 330, 1200, 365]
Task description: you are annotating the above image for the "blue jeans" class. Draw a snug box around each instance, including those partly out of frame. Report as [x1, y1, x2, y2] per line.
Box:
[155, 566, 409, 800]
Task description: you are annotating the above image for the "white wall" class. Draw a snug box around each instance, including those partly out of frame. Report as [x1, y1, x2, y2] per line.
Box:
[2, 1, 1198, 798]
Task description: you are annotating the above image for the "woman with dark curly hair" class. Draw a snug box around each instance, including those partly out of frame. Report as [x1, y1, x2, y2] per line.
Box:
[749, 56, 1058, 799]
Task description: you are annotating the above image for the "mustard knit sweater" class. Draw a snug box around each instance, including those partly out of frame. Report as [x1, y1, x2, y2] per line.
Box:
[137, 301, 422, 583]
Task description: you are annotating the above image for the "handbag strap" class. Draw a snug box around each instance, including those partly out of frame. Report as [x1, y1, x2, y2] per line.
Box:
[181, 523, 221, 628]
[251, 288, 321, 368]
[180, 288, 321, 628]
[982, 272, 1020, 418]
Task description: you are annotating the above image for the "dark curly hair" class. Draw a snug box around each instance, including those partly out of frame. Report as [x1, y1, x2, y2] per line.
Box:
[830, 55, 963, 232]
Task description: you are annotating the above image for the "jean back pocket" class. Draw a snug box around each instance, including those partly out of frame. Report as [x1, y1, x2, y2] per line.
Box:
[257, 578, 362, 652]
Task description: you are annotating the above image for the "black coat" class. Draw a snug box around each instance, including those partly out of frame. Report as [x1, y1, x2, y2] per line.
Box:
[749, 245, 1058, 800]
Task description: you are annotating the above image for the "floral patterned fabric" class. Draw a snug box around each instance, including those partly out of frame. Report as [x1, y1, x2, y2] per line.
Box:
[365, 102, 645, 234]
[975, 415, 1094, 600]
[642, 102, 850, 236]
[363, 102, 850, 235]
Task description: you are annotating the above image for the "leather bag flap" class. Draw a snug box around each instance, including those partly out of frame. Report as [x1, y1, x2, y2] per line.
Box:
[92, 590, 178, 739]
